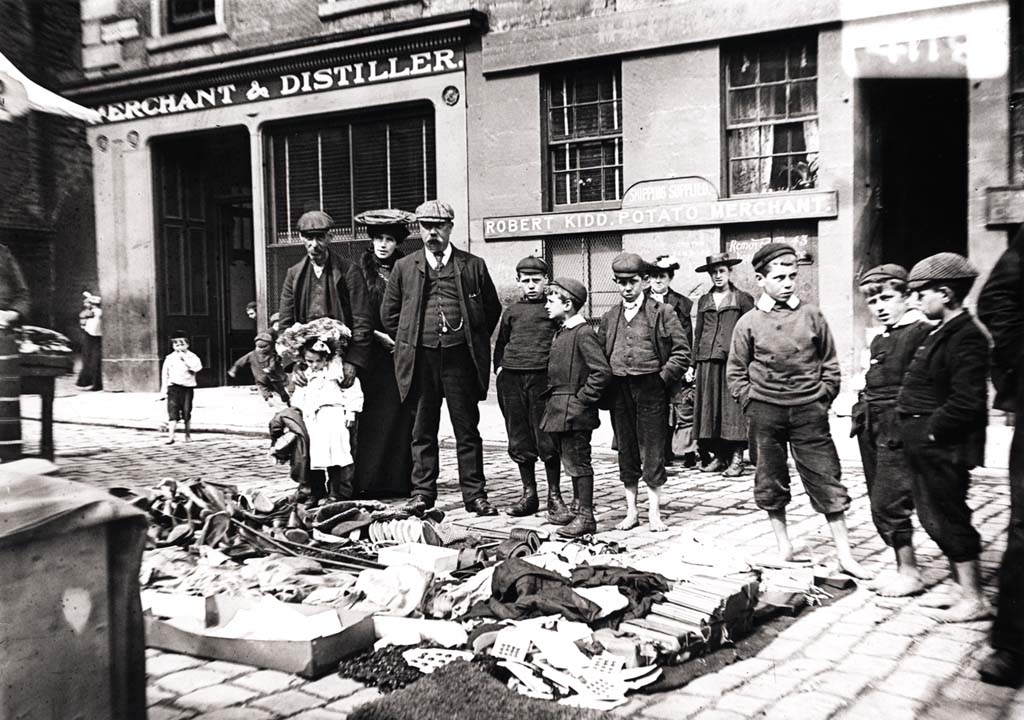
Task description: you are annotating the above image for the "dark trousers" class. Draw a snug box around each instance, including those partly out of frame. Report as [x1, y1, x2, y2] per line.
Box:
[76, 333, 102, 390]
[497, 369, 557, 465]
[901, 414, 982, 563]
[856, 402, 916, 548]
[994, 403, 1024, 654]
[609, 373, 669, 488]
[407, 345, 486, 505]
[747, 399, 850, 514]
[554, 429, 593, 477]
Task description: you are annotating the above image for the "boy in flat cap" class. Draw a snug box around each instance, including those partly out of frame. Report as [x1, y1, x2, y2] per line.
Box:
[494, 256, 561, 517]
[541, 278, 613, 536]
[898, 252, 990, 622]
[727, 243, 868, 577]
[854, 264, 932, 596]
[647, 254, 697, 467]
[228, 331, 290, 405]
[692, 252, 755, 475]
[598, 252, 691, 532]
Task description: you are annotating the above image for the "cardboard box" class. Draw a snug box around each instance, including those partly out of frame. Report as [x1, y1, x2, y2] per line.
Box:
[378, 543, 459, 577]
[143, 593, 375, 678]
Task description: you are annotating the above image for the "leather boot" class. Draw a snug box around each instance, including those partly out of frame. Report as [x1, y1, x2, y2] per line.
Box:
[508, 462, 539, 516]
[722, 448, 745, 477]
[544, 459, 573, 524]
[570, 476, 580, 514]
[558, 475, 596, 537]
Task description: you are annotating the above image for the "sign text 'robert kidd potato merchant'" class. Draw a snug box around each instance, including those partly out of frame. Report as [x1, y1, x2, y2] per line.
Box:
[92, 48, 464, 123]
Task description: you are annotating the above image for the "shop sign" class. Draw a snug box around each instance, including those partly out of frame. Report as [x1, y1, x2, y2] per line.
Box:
[93, 48, 464, 124]
[483, 177, 838, 240]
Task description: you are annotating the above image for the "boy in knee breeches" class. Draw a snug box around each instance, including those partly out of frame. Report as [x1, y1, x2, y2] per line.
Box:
[598, 253, 691, 533]
[899, 252, 990, 623]
[727, 243, 868, 578]
[494, 256, 561, 518]
[854, 264, 932, 597]
[159, 330, 202, 445]
[540, 278, 612, 537]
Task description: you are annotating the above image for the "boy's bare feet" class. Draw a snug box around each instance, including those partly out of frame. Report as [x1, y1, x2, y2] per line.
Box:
[918, 585, 962, 608]
[865, 569, 898, 591]
[875, 572, 926, 597]
[837, 555, 873, 580]
[184, 434, 192, 442]
[615, 513, 639, 531]
[925, 598, 991, 623]
[648, 516, 668, 533]
[777, 539, 795, 563]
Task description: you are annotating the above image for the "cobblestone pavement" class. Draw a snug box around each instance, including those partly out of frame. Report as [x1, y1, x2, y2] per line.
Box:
[21, 419, 1024, 720]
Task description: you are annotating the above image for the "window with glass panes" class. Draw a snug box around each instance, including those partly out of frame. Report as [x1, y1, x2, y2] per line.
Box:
[167, 0, 216, 33]
[544, 234, 622, 321]
[266, 104, 435, 298]
[725, 37, 818, 195]
[545, 64, 623, 207]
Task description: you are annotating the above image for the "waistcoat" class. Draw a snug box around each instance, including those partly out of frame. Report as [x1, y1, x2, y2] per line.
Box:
[420, 259, 464, 348]
[609, 308, 661, 376]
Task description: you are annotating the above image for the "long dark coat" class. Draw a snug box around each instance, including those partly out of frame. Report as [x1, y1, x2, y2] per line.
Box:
[277, 250, 374, 369]
[977, 229, 1024, 413]
[693, 285, 755, 362]
[380, 246, 502, 402]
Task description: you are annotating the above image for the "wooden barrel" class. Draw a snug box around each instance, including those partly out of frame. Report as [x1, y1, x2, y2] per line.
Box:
[0, 328, 21, 461]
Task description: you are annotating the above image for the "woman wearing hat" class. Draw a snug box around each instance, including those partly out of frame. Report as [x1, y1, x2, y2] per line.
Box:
[352, 209, 416, 498]
[692, 252, 755, 476]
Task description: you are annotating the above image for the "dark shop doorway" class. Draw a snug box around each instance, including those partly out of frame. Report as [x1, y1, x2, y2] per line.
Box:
[153, 128, 255, 387]
[860, 78, 968, 273]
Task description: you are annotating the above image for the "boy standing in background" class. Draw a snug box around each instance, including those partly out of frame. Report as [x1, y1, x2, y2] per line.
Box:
[159, 330, 202, 444]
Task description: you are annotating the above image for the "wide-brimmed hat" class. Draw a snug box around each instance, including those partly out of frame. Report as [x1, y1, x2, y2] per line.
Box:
[695, 252, 742, 273]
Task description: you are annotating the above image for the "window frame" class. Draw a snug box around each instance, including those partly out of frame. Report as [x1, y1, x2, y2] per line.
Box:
[541, 61, 624, 212]
[147, 0, 227, 52]
[722, 34, 819, 197]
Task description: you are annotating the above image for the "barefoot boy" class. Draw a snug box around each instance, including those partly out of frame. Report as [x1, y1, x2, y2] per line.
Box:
[855, 264, 931, 596]
[159, 330, 202, 444]
[540, 278, 612, 537]
[899, 253, 990, 622]
[494, 256, 560, 517]
[727, 243, 868, 577]
[598, 253, 690, 533]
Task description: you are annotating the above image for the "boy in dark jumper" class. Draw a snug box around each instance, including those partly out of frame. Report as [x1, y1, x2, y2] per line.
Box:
[854, 264, 932, 597]
[598, 252, 690, 533]
[727, 243, 868, 578]
[899, 252, 990, 623]
[494, 256, 560, 517]
[540, 278, 612, 537]
[228, 331, 290, 405]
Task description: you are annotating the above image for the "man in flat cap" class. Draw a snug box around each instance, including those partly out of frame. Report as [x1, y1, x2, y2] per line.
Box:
[598, 252, 691, 533]
[382, 200, 502, 516]
[278, 209, 374, 387]
[898, 252, 990, 623]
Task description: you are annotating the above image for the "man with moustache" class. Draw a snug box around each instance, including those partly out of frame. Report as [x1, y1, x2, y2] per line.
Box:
[381, 200, 502, 516]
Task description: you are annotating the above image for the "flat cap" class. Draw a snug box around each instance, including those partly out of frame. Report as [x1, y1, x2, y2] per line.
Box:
[652, 255, 680, 273]
[752, 243, 797, 272]
[611, 252, 649, 277]
[297, 210, 334, 234]
[550, 277, 588, 307]
[858, 263, 908, 285]
[255, 332, 274, 344]
[515, 256, 549, 274]
[907, 252, 978, 290]
[695, 252, 742, 273]
[415, 200, 455, 222]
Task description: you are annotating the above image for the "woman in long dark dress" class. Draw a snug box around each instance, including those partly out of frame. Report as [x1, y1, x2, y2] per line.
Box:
[352, 210, 416, 498]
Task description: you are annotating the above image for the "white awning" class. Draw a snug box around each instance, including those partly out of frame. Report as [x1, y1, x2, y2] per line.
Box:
[0, 52, 102, 124]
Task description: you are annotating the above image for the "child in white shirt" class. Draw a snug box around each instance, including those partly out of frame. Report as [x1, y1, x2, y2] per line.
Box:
[159, 330, 202, 444]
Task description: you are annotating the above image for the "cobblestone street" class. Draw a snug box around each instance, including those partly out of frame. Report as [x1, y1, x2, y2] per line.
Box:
[24, 419, 1023, 720]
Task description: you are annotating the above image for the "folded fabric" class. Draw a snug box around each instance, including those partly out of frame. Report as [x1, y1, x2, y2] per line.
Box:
[570, 565, 671, 623]
[465, 558, 601, 623]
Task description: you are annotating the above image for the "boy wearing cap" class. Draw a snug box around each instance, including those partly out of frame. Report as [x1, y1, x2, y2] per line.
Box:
[854, 264, 931, 597]
[599, 252, 691, 532]
[898, 252, 990, 623]
[727, 243, 868, 577]
[228, 332, 290, 405]
[647, 255, 697, 467]
[693, 253, 754, 475]
[494, 256, 561, 517]
[540, 278, 613, 536]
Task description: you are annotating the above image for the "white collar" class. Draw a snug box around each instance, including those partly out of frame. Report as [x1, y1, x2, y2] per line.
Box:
[890, 308, 927, 328]
[428, 244, 453, 268]
[649, 289, 667, 302]
[311, 261, 326, 279]
[563, 314, 586, 329]
[622, 295, 644, 311]
[756, 294, 800, 312]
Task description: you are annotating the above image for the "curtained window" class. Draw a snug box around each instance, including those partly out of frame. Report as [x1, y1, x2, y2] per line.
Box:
[544, 64, 623, 207]
[725, 37, 818, 195]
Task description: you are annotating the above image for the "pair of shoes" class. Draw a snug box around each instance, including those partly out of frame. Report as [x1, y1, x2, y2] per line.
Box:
[546, 496, 573, 525]
[404, 496, 434, 516]
[557, 512, 596, 538]
[722, 459, 745, 477]
[682, 453, 697, 468]
[507, 494, 539, 517]
[465, 498, 498, 516]
[979, 650, 1024, 688]
[700, 458, 727, 473]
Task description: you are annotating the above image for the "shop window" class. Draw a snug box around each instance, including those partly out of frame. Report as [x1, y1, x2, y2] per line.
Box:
[725, 36, 818, 195]
[544, 63, 623, 208]
[266, 104, 436, 297]
[544, 234, 622, 320]
[167, 0, 216, 33]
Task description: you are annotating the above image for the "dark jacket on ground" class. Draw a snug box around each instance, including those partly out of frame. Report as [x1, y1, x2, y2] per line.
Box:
[694, 285, 755, 362]
[381, 246, 501, 402]
[977, 230, 1024, 413]
[597, 297, 691, 389]
[269, 407, 310, 490]
[277, 250, 373, 368]
[647, 288, 694, 348]
[897, 312, 988, 466]
[493, 298, 557, 372]
[540, 321, 612, 433]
